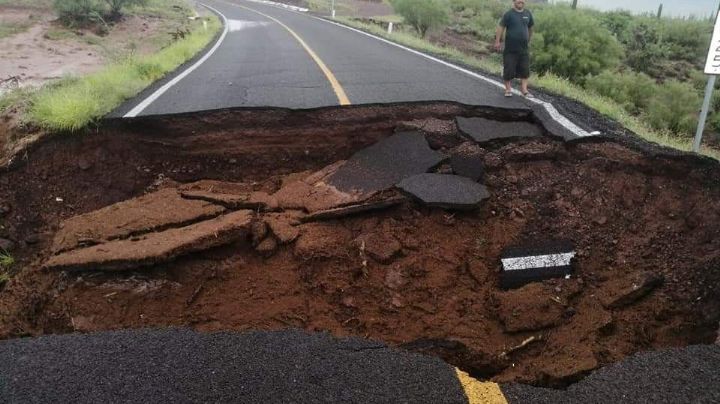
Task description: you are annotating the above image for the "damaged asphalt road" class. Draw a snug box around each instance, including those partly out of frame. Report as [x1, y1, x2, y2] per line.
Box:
[114, 0, 537, 117]
[0, 329, 718, 403]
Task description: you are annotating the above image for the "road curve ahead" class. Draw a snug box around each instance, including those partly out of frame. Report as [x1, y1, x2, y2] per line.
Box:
[116, 0, 533, 116]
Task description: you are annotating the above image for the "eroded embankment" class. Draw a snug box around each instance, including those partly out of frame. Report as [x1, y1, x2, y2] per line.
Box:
[0, 102, 718, 387]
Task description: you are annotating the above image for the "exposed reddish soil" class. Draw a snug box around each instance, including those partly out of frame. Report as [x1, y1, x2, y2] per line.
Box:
[0, 103, 719, 388]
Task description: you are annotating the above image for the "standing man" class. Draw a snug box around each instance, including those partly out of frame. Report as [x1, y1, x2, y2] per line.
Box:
[495, 0, 534, 97]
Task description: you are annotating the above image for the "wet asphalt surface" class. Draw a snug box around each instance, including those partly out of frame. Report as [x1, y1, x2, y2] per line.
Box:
[0, 328, 467, 404]
[1, 328, 719, 403]
[113, 0, 531, 115]
[502, 344, 720, 404]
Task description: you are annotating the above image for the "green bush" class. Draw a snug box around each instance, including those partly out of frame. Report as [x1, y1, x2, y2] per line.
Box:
[105, 0, 147, 20]
[621, 18, 668, 76]
[663, 19, 711, 65]
[390, 0, 448, 37]
[600, 10, 634, 39]
[585, 70, 657, 115]
[531, 7, 623, 81]
[644, 80, 701, 135]
[54, 0, 105, 27]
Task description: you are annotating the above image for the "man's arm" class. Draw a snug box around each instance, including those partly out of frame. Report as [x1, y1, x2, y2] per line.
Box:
[528, 26, 533, 42]
[495, 25, 506, 52]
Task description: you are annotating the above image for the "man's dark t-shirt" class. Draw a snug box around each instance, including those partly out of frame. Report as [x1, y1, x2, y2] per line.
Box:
[500, 9, 534, 54]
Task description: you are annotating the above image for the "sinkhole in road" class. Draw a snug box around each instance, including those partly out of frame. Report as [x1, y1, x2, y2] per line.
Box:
[0, 102, 718, 387]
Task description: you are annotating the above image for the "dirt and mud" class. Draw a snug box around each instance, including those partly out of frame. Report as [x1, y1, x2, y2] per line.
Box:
[0, 102, 719, 388]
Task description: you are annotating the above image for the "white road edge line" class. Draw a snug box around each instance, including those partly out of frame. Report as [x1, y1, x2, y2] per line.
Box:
[501, 252, 576, 271]
[231, 0, 593, 138]
[123, 3, 230, 118]
[313, 17, 593, 138]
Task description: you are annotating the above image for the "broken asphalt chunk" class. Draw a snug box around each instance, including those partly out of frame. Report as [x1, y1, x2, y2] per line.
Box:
[500, 241, 575, 289]
[327, 132, 444, 194]
[51, 188, 225, 254]
[44, 210, 253, 272]
[449, 143, 486, 181]
[456, 116, 543, 143]
[302, 195, 405, 222]
[396, 174, 489, 210]
[179, 180, 278, 210]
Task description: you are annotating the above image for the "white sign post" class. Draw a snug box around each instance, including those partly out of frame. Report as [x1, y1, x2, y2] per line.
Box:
[694, 10, 720, 152]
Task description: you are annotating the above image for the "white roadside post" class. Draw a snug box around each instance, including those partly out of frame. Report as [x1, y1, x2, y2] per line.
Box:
[388, 22, 393, 34]
[331, 0, 335, 18]
[695, 9, 720, 152]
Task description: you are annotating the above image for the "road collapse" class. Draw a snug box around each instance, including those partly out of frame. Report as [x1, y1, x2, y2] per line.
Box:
[0, 102, 718, 387]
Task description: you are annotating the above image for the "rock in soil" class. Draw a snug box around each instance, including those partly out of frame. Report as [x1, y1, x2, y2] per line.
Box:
[397, 173, 490, 210]
[52, 188, 225, 254]
[43, 210, 253, 272]
[600, 272, 665, 309]
[354, 232, 402, 264]
[264, 213, 302, 244]
[255, 236, 278, 258]
[493, 283, 565, 333]
[250, 220, 268, 246]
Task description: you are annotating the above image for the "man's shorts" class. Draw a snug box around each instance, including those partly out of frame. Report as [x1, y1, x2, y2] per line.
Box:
[503, 52, 530, 81]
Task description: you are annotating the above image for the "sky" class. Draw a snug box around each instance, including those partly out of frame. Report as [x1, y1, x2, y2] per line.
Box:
[552, 0, 719, 18]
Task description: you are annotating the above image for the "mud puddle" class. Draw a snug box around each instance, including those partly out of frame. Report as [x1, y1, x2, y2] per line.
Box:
[0, 102, 719, 387]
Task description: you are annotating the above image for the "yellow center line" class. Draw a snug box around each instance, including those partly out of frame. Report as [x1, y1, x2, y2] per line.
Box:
[228, 2, 351, 105]
[455, 368, 508, 404]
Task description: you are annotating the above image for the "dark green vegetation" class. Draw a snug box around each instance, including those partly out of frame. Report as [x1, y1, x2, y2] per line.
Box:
[390, 0, 718, 141]
[54, 0, 147, 27]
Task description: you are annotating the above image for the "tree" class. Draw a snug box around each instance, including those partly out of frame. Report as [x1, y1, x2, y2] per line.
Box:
[390, 0, 448, 38]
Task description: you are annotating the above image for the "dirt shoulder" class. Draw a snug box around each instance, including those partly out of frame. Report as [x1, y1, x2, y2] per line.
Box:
[0, 4, 192, 91]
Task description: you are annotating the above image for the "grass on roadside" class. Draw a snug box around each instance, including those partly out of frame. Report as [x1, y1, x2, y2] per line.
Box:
[26, 15, 220, 131]
[335, 17, 720, 160]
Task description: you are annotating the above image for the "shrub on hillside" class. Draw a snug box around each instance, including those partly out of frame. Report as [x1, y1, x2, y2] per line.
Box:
[663, 19, 711, 65]
[105, 0, 147, 20]
[54, 0, 105, 26]
[644, 80, 701, 135]
[621, 18, 668, 76]
[390, 0, 448, 38]
[600, 10, 634, 39]
[585, 70, 657, 115]
[531, 7, 623, 81]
